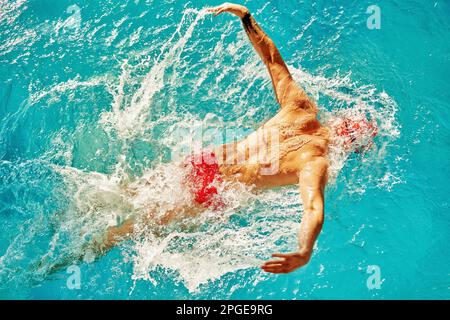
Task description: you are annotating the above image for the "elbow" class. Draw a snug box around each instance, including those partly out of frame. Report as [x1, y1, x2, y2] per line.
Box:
[314, 212, 324, 229]
[304, 206, 324, 228]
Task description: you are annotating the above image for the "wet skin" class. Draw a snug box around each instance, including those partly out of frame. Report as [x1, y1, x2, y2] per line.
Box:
[208, 3, 329, 274]
[102, 3, 330, 275]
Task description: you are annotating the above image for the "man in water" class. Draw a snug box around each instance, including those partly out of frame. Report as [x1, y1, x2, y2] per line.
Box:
[103, 2, 376, 274]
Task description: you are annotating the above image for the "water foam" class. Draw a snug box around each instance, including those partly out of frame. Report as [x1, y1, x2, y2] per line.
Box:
[0, 6, 401, 294]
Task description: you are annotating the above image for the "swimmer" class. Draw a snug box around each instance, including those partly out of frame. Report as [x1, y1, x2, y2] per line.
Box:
[96, 2, 377, 274]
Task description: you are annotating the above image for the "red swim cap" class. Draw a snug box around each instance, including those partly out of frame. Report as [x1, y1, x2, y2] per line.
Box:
[334, 117, 378, 153]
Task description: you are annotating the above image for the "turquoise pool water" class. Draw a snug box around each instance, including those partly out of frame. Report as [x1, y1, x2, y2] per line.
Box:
[0, 0, 449, 299]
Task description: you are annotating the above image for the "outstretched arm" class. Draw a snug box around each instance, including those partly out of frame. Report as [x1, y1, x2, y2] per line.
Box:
[262, 158, 328, 274]
[208, 3, 315, 111]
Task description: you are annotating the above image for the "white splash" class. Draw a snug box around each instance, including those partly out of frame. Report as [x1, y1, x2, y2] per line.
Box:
[14, 6, 401, 294]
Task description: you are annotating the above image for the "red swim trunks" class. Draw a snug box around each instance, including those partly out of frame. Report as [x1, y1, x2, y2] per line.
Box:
[183, 151, 224, 209]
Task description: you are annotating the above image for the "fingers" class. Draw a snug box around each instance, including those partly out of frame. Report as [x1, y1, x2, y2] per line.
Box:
[264, 269, 287, 274]
[205, 5, 228, 16]
[214, 8, 226, 16]
[262, 260, 284, 267]
[260, 252, 300, 274]
[262, 265, 290, 274]
[272, 253, 290, 259]
[262, 257, 289, 273]
[206, 6, 222, 13]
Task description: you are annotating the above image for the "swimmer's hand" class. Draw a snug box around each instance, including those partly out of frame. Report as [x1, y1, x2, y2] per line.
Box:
[262, 251, 311, 274]
[206, 2, 249, 19]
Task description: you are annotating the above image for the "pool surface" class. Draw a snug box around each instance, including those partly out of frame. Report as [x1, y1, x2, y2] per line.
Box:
[0, 0, 449, 299]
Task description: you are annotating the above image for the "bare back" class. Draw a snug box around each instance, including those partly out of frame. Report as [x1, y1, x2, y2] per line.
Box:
[214, 104, 329, 189]
[205, 8, 330, 190]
